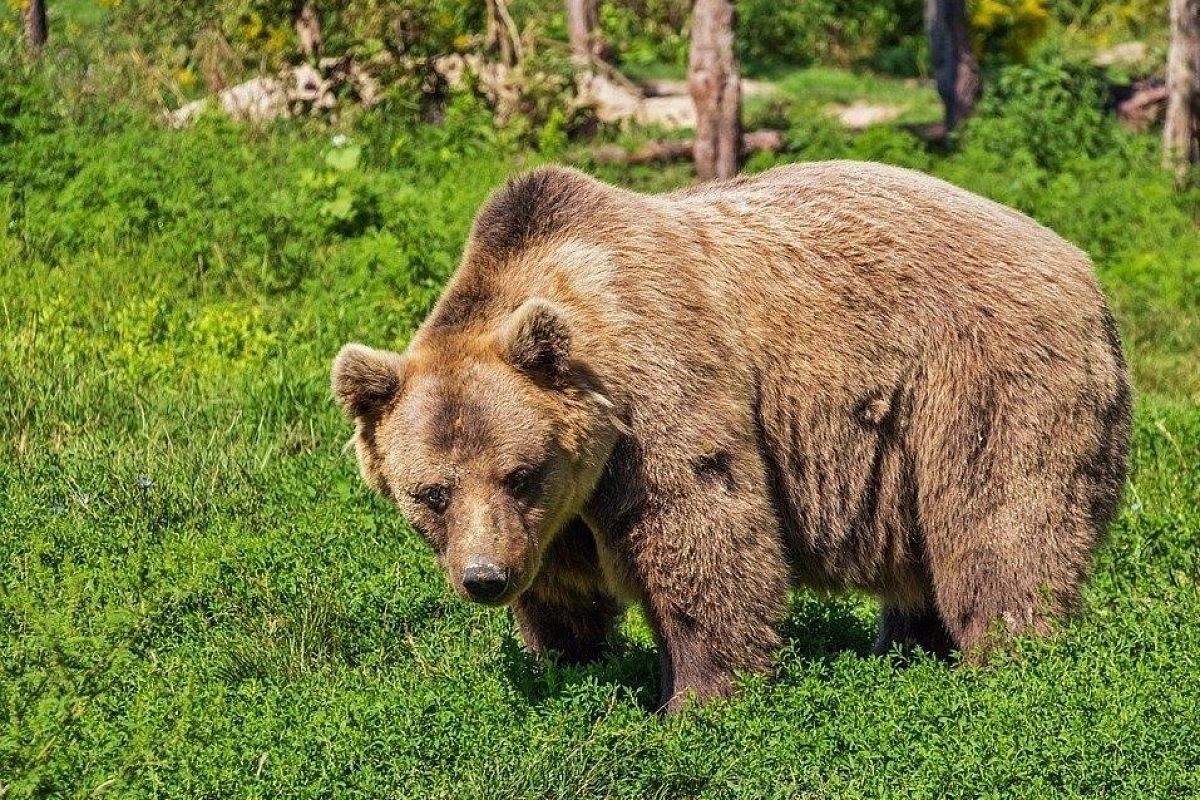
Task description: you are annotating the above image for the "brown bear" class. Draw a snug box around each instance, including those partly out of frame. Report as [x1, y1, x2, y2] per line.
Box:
[332, 161, 1131, 712]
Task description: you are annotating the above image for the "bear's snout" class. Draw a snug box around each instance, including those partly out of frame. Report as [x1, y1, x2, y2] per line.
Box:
[461, 559, 512, 604]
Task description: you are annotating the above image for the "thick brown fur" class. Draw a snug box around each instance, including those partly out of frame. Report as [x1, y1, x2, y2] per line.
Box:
[332, 162, 1132, 712]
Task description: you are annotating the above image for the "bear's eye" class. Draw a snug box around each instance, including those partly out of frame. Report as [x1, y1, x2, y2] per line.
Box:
[412, 484, 450, 514]
[503, 466, 536, 497]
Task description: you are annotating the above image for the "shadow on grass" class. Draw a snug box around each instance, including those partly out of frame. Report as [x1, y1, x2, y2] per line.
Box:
[499, 595, 880, 711]
[779, 595, 878, 661]
[499, 633, 662, 711]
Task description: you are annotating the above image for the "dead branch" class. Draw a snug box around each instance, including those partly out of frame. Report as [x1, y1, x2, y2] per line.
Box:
[591, 129, 782, 166]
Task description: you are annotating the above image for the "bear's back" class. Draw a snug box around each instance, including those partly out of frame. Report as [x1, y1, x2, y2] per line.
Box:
[664, 160, 1094, 297]
[646, 161, 1108, 374]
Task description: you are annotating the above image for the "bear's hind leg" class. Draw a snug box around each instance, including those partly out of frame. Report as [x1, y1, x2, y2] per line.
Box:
[512, 517, 622, 665]
[927, 541, 1066, 663]
[923, 498, 1086, 662]
[913, 370, 1109, 662]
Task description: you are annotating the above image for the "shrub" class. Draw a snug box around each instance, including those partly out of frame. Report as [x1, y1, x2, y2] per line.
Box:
[102, 0, 482, 85]
[736, 0, 926, 75]
[598, 0, 691, 69]
[1043, 0, 1167, 45]
[971, 0, 1051, 64]
[961, 56, 1117, 173]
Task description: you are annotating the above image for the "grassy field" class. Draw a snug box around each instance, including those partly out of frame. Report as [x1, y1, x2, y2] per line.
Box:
[3, 52, 1200, 797]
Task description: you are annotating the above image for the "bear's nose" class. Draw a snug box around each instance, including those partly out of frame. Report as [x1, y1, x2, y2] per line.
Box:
[462, 560, 511, 603]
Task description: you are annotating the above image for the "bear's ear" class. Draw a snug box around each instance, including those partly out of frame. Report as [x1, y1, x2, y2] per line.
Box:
[496, 298, 572, 382]
[331, 343, 406, 419]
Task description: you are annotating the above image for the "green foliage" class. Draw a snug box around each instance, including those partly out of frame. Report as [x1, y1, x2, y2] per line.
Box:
[736, 0, 927, 75]
[962, 56, 1115, 172]
[588, 0, 928, 76]
[3, 32, 1200, 799]
[298, 141, 386, 237]
[99, 0, 480, 85]
[597, 0, 691, 69]
[970, 0, 1051, 64]
[1043, 0, 1168, 46]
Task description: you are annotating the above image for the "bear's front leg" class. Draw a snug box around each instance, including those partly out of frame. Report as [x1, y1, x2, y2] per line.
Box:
[623, 487, 791, 713]
[512, 517, 621, 665]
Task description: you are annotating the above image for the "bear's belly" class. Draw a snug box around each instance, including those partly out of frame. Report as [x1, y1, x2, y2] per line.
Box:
[757, 378, 927, 602]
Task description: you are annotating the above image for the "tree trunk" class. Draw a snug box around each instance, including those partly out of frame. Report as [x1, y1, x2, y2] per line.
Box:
[25, 0, 48, 53]
[485, 0, 521, 67]
[566, 0, 600, 67]
[1163, 0, 1200, 181]
[293, 2, 322, 61]
[688, 0, 741, 181]
[925, 0, 980, 131]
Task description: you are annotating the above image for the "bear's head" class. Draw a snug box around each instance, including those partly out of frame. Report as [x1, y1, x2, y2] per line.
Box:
[332, 298, 622, 606]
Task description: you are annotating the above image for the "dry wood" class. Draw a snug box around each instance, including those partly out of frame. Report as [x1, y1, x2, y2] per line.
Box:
[566, 0, 600, 66]
[1114, 80, 1169, 131]
[1163, 0, 1200, 180]
[485, 0, 522, 67]
[293, 2, 322, 61]
[590, 129, 782, 166]
[688, 0, 741, 180]
[25, 0, 48, 53]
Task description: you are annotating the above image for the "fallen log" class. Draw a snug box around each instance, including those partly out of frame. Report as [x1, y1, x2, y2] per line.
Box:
[1108, 77, 1166, 131]
[590, 129, 783, 165]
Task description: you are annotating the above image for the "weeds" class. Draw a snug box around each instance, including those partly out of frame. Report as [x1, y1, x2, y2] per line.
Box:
[1, 38, 1198, 798]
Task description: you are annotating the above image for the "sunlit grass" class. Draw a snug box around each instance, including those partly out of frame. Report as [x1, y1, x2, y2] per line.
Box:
[2, 58, 1198, 797]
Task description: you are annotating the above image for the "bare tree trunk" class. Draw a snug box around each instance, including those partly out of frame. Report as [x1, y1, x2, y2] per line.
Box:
[925, 0, 980, 131]
[688, 0, 741, 181]
[1163, 0, 1200, 181]
[25, 0, 48, 53]
[293, 2, 322, 61]
[485, 0, 521, 67]
[566, 0, 600, 67]
[568, 0, 644, 118]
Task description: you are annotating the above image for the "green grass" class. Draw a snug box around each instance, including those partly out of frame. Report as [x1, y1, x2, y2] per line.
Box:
[52, 0, 109, 30]
[769, 66, 942, 123]
[2, 57, 1200, 797]
[616, 63, 943, 132]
